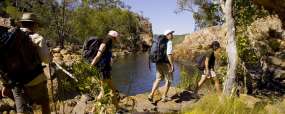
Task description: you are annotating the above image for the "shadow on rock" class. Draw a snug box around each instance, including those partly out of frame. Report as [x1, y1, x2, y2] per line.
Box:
[171, 91, 200, 103]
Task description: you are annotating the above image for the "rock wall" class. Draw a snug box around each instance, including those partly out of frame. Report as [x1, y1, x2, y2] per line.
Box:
[136, 14, 153, 49]
[52, 45, 81, 67]
[253, 0, 285, 28]
[173, 25, 227, 61]
[247, 15, 285, 86]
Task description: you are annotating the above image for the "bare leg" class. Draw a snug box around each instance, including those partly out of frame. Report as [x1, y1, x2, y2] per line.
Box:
[97, 80, 104, 100]
[196, 75, 207, 92]
[163, 81, 171, 98]
[105, 79, 117, 92]
[149, 65, 163, 99]
[149, 78, 161, 98]
[213, 77, 221, 94]
[104, 79, 120, 109]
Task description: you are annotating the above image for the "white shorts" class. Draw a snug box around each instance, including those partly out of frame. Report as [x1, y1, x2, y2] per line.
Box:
[201, 70, 216, 78]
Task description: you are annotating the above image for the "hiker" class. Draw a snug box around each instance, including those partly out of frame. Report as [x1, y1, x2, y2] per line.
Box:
[196, 41, 222, 93]
[1, 13, 51, 114]
[148, 30, 175, 102]
[89, 30, 120, 106]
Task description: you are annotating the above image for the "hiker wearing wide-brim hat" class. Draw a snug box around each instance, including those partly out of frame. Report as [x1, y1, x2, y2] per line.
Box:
[17, 13, 41, 29]
[20, 13, 37, 22]
[10, 12, 51, 114]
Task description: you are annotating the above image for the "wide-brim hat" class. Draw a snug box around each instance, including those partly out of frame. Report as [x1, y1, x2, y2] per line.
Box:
[19, 13, 37, 22]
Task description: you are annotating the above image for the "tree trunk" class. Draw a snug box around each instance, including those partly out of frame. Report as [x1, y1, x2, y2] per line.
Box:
[59, 0, 66, 49]
[222, 0, 238, 96]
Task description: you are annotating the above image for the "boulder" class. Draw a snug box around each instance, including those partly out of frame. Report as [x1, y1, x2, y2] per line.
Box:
[246, 15, 285, 92]
[273, 69, 285, 79]
[268, 56, 285, 68]
[52, 47, 61, 53]
[0, 98, 15, 111]
[71, 95, 92, 114]
[63, 54, 72, 62]
[53, 53, 63, 58]
[60, 49, 69, 55]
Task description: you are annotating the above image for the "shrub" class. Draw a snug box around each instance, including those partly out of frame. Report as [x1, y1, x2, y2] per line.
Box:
[71, 61, 101, 96]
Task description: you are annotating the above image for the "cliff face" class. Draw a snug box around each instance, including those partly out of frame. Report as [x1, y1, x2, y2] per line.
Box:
[253, 0, 285, 28]
[247, 15, 285, 87]
[173, 25, 227, 61]
[137, 16, 153, 50]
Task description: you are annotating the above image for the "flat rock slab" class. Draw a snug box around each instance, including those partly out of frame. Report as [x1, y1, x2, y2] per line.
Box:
[121, 87, 198, 113]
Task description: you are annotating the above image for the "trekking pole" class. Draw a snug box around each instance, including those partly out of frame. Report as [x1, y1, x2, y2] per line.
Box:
[53, 61, 78, 82]
[48, 51, 57, 114]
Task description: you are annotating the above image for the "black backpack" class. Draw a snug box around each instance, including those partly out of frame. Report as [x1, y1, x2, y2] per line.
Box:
[149, 35, 169, 63]
[0, 27, 43, 86]
[82, 36, 102, 63]
[195, 54, 206, 70]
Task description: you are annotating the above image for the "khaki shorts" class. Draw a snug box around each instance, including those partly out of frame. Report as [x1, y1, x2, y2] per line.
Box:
[156, 63, 173, 82]
[201, 69, 217, 78]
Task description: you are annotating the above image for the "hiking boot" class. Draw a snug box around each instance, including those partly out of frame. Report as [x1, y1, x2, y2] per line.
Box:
[161, 96, 171, 102]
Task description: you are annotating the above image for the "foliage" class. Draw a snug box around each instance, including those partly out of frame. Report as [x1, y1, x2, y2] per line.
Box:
[176, 0, 223, 30]
[0, 0, 142, 50]
[177, 65, 200, 90]
[183, 94, 268, 114]
[172, 35, 185, 45]
[71, 7, 140, 43]
[234, 0, 269, 65]
[71, 61, 101, 95]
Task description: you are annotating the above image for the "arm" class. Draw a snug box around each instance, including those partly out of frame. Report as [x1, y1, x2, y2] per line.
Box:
[166, 41, 174, 72]
[30, 34, 50, 64]
[204, 57, 210, 75]
[167, 54, 174, 72]
[91, 43, 106, 66]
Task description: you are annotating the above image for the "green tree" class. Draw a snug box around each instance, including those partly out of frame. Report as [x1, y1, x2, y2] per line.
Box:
[176, 0, 224, 30]
[1, 0, 142, 50]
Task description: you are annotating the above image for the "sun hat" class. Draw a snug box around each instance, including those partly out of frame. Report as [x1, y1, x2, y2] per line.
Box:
[108, 30, 119, 38]
[20, 13, 37, 22]
[163, 29, 175, 36]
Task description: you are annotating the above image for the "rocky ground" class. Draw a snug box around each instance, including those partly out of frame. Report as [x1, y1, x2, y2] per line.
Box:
[120, 87, 198, 114]
[49, 86, 200, 114]
[0, 44, 136, 113]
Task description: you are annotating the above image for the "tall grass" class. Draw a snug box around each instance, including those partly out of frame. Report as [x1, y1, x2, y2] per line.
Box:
[177, 65, 200, 91]
[183, 94, 268, 114]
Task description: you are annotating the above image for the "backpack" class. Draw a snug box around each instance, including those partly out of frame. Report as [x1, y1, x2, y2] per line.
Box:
[82, 36, 102, 63]
[149, 35, 169, 63]
[0, 27, 43, 86]
[194, 54, 206, 70]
